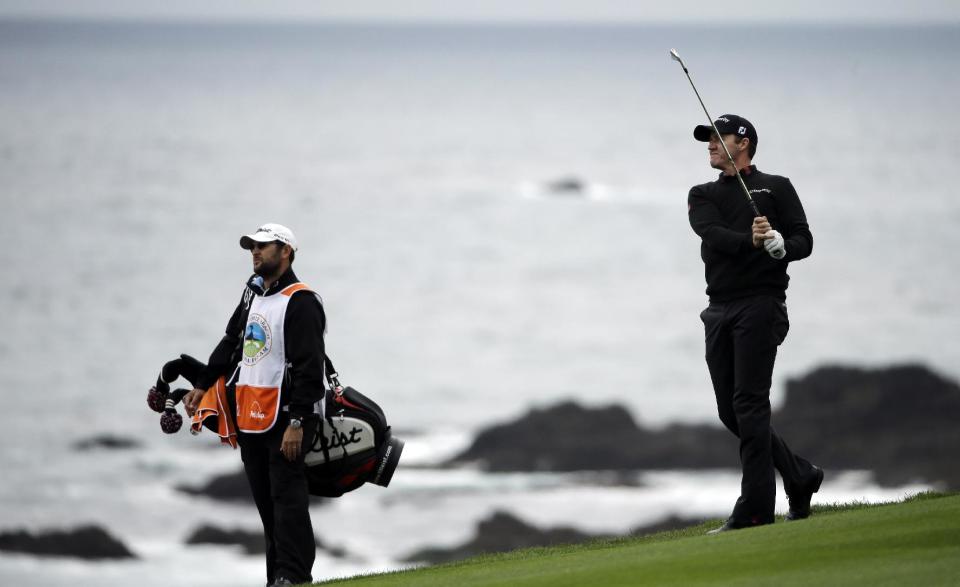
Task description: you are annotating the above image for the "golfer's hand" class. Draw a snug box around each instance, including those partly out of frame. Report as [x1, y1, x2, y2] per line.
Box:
[752, 216, 772, 248]
[182, 388, 205, 417]
[764, 230, 787, 259]
[281, 426, 304, 461]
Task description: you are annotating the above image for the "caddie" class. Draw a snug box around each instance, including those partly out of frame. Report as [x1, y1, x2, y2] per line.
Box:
[183, 223, 326, 585]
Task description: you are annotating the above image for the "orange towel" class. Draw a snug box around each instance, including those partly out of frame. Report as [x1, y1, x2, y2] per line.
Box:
[190, 376, 238, 448]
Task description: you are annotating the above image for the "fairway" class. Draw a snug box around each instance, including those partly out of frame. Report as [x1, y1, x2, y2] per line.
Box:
[319, 493, 960, 586]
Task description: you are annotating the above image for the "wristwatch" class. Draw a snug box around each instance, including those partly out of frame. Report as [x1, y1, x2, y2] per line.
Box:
[289, 416, 302, 430]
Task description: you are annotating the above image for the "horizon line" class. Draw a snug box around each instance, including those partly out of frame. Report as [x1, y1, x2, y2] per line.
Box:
[2, 14, 960, 28]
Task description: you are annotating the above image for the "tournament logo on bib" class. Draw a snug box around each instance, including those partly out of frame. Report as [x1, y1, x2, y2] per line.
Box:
[242, 314, 272, 365]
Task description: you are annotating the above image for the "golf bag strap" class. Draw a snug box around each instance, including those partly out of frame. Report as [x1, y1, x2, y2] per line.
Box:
[324, 355, 342, 390]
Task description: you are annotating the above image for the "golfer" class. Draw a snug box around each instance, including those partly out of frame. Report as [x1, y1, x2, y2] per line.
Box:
[686, 115, 823, 533]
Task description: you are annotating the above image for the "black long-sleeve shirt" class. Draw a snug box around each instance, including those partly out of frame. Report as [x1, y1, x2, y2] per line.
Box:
[688, 165, 813, 302]
[197, 268, 326, 418]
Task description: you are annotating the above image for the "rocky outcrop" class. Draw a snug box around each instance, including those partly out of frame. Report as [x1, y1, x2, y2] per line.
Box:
[185, 524, 347, 558]
[447, 401, 734, 472]
[402, 511, 607, 565]
[401, 512, 707, 566]
[185, 525, 265, 554]
[0, 525, 136, 559]
[630, 516, 705, 536]
[73, 434, 142, 451]
[178, 469, 328, 504]
[448, 364, 960, 489]
[178, 470, 253, 502]
[544, 177, 585, 196]
[773, 364, 960, 489]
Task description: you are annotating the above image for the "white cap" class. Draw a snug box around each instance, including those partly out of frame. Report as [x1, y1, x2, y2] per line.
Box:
[239, 223, 298, 252]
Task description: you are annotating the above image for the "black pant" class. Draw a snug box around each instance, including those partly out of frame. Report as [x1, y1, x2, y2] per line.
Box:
[701, 295, 816, 524]
[238, 415, 318, 584]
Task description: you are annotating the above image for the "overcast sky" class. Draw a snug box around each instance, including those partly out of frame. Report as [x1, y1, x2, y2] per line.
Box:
[1, 0, 958, 24]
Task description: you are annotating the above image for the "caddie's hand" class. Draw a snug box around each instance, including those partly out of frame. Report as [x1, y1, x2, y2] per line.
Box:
[752, 216, 772, 248]
[182, 388, 205, 417]
[764, 230, 787, 260]
[281, 426, 304, 461]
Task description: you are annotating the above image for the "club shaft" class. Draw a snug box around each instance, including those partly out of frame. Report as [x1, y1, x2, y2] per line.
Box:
[676, 56, 761, 217]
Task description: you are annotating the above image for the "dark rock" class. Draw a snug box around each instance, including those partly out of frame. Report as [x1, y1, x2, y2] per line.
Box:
[635, 422, 736, 469]
[73, 434, 142, 451]
[630, 515, 705, 536]
[177, 470, 253, 502]
[402, 511, 607, 565]
[186, 525, 265, 554]
[544, 177, 585, 195]
[774, 364, 960, 489]
[448, 401, 734, 472]
[0, 525, 136, 559]
[317, 536, 349, 559]
[178, 469, 328, 504]
[452, 401, 639, 471]
[448, 364, 960, 489]
[186, 524, 348, 558]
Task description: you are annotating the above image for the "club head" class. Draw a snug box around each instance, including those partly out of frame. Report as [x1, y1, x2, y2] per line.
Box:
[669, 48, 682, 62]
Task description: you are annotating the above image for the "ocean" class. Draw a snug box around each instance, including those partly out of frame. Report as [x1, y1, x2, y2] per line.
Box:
[1, 19, 958, 585]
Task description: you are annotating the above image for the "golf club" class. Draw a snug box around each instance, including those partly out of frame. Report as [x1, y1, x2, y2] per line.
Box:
[669, 48, 761, 217]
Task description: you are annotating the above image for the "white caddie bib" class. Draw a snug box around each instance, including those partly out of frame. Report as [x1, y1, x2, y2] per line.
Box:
[234, 282, 312, 433]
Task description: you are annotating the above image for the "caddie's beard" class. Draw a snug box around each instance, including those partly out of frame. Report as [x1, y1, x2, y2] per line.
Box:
[253, 257, 282, 279]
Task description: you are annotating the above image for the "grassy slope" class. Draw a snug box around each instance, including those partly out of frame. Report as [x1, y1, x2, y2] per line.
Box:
[318, 492, 960, 587]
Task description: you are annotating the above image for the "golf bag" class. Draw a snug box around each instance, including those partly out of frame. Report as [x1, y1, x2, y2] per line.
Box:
[146, 354, 403, 498]
[304, 359, 404, 497]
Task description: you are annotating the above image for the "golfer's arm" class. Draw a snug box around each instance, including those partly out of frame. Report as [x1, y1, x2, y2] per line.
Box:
[688, 190, 753, 255]
[778, 180, 813, 261]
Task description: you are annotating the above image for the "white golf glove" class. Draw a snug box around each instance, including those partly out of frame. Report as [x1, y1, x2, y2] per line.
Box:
[764, 230, 786, 260]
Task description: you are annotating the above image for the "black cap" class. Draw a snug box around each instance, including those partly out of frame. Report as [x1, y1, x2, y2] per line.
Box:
[693, 114, 757, 146]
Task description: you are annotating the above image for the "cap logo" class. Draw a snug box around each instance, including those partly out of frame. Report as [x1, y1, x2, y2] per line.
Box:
[253, 226, 292, 245]
[738, 126, 746, 135]
[717, 117, 730, 123]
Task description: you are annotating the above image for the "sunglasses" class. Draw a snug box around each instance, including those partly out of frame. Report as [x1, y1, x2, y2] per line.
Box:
[250, 240, 284, 251]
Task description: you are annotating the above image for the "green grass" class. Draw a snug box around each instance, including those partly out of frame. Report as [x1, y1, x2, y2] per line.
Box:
[316, 492, 960, 587]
